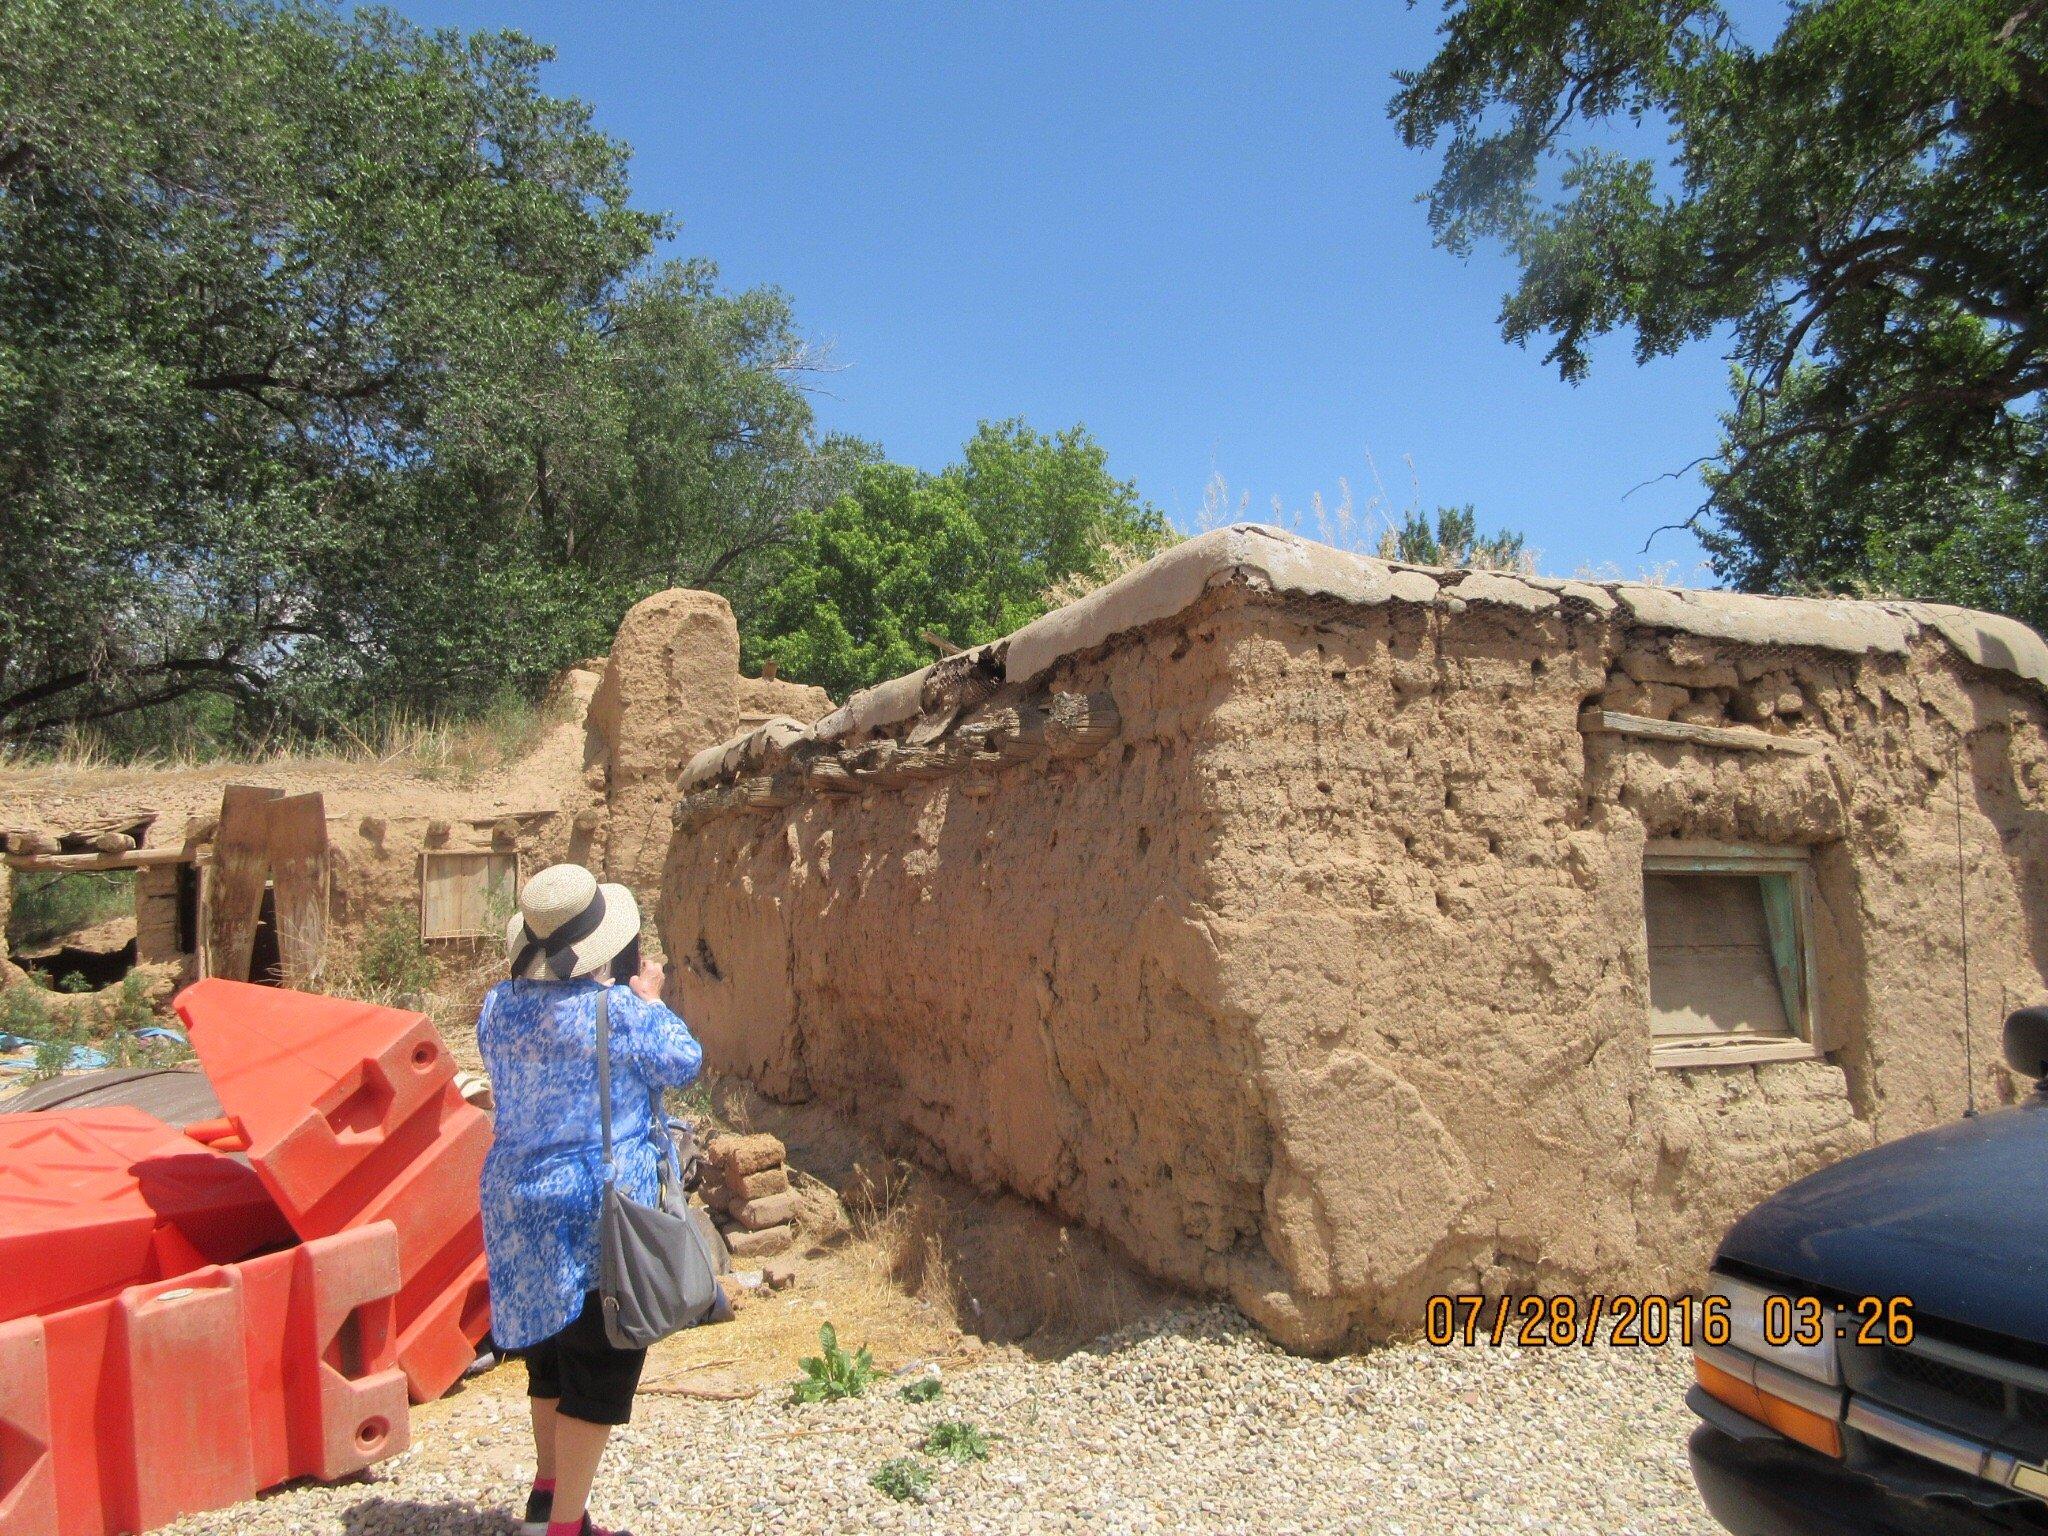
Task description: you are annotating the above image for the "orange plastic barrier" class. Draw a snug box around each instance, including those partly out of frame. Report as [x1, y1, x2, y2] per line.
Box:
[0, 1222, 409, 1536]
[177, 979, 493, 1401]
[181, 1115, 252, 1153]
[0, 1108, 292, 1323]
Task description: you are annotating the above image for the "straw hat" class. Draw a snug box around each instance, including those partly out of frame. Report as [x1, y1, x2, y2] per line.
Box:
[504, 863, 640, 981]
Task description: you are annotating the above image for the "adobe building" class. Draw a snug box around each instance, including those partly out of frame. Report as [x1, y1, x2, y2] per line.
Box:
[0, 588, 828, 1002]
[659, 523, 2048, 1350]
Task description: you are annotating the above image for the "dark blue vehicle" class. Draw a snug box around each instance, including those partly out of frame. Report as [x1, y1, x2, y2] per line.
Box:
[1688, 1008, 2048, 1535]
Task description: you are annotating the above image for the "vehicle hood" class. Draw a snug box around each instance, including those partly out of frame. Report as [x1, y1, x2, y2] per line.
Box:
[1718, 1096, 2048, 1345]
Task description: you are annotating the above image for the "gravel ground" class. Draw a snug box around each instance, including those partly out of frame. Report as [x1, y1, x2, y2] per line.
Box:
[164, 1305, 1720, 1536]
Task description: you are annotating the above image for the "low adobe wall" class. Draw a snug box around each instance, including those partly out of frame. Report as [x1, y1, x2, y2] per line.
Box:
[658, 525, 2048, 1348]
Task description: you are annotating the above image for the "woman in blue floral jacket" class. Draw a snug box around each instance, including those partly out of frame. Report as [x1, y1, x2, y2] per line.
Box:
[479, 863, 702, 1536]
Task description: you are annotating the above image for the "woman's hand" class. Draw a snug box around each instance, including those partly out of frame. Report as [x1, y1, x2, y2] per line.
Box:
[629, 955, 665, 1002]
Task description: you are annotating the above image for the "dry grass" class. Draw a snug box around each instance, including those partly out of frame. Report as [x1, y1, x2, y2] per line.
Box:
[1571, 557, 1716, 588]
[1193, 453, 1540, 574]
[702, 1078, 1173, 1359]
[0, 694, 561, 788]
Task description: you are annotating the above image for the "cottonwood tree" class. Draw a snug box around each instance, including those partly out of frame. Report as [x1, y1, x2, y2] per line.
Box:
[0, 0, 850, 743]
[747, 422, 1169, 698]
[1393, 0, 2048, 623]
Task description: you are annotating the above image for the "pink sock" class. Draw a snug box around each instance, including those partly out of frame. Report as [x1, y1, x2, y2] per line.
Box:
[533, 1478, 556, 1493]
[545, 1521, 583, 1536]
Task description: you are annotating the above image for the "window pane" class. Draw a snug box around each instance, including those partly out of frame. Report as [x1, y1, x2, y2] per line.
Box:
[1644, 871, 1793, 1039]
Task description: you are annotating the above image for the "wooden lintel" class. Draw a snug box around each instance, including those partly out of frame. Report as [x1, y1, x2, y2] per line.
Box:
[1653, 1037, 1824, 1069]
[5, 846, 201, 872]
[1581, 710, 1823, 757]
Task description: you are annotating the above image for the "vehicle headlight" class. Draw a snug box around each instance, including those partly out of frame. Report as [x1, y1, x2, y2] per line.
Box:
[1716, 1272, 1841, 1386]
[1696, 1273, 1845, 1458]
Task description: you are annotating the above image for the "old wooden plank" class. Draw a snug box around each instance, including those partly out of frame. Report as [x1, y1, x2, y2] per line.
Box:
[205, 785, 282, 981]
[134, 865, 185, 965]
[4, 847, 197, 872]
[267, 792, 330, 988]
[421, 849, 519, 940]
[1651, 1037, 1823, 1069]
[1581, 709, 1823, 756]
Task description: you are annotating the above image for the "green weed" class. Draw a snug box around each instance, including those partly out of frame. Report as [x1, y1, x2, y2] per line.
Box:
[0, 985, 50, 1040]
[348, 907, 438, 998]
[923, 1420, 992, 1463]
[21, 1008, 88, 1083]
[898, 1374, 942, 1404]
[869, 1457, 932, 1503]
[101, 973, 154, 1034]
[789, 1322, 875, 1404]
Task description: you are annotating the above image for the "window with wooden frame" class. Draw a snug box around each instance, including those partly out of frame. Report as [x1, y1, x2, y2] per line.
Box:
[420, 851, 519, 941]
[1642, 843, 1819, 1068]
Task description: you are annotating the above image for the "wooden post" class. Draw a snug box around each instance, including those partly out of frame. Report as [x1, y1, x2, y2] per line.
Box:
[267, 792, 330, 989]
[206, 785, 282, 982]
[1046, 692, 1121, 758]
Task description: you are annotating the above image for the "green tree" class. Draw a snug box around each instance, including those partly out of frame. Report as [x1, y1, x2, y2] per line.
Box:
[0, 0, 850, 742]
[1380, 504, 1529, 570]
[1393, 0, 2048, 624]
[747, 422, 1169, 698]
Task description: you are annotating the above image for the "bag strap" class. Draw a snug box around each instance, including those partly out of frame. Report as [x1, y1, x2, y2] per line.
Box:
[595, 988, 615, 1175]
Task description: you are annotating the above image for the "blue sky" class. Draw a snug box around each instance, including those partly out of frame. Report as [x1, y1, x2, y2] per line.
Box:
[399, 1, 1748, 579]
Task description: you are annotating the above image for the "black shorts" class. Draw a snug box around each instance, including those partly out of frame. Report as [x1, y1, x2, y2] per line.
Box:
[520, 1292, 648, 1425]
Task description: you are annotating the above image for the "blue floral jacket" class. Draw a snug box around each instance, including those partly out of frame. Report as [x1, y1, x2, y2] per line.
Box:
[477, 977, 703, 1348]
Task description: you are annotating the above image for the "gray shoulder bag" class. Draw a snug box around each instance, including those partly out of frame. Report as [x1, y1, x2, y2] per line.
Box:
[595, 990, 719, 1348]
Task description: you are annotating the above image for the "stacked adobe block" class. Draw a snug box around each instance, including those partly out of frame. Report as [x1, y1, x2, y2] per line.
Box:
[697, 1131, 795, 1260]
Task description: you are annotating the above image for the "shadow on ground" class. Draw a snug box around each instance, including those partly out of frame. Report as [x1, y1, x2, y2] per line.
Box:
[341, 1496, 518, 1536]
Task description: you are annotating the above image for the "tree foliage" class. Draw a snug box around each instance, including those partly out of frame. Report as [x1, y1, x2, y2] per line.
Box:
[0, 0, 853, 742]
[1379, 504, 1529, 570]
[1393, 0, 2048, 624]
[746, 422, 1170, 699]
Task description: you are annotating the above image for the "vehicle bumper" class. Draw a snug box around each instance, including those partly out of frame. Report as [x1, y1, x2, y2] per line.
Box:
[1690, 1415, 2047, 1536]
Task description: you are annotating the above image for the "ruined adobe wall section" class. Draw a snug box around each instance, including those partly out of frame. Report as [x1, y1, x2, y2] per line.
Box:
[0, 664, 614, 986]
[657, 526, 2048, 1348]
[591, 590, 742, 893]
[661, 615, 1275, 1298]
[589, 591, 836, 894]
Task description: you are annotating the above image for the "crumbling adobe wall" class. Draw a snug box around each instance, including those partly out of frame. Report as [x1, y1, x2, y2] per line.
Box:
[656, 526, 2048, 1348]
[590, 590, 744, 893]
[665, 613, 1272, 1306]
[590, 590, 836, 893]
[737, 673, 834, 728]
[1195, 597, 2048, 1341]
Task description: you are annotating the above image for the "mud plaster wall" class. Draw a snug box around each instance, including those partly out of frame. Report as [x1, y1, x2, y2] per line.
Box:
[591, 591, 837, 893]
[661, 583, 2048, 1350]
[737, 674, 834, 727]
